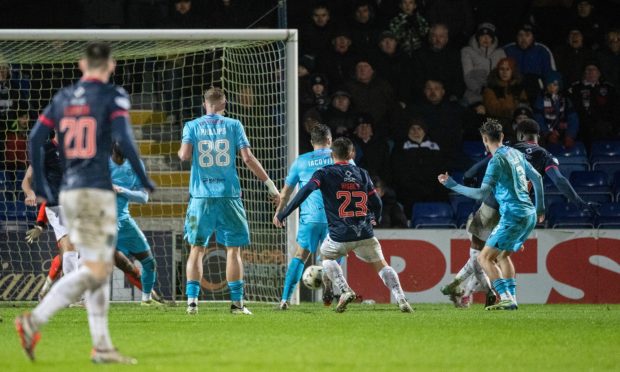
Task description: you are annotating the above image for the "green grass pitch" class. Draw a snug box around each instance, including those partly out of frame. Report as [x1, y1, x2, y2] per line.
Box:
[1, 303, 619, 371]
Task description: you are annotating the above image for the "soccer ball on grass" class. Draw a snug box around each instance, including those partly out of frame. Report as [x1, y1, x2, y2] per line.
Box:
[302, 265, 323, 289]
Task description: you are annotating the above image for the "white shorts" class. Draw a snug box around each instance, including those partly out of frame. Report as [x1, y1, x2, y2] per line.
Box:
[45, 206, 68, 242]
[59, 188, 117, 263]
[320, 236, 384, 263]
[466, 203, 500, 241]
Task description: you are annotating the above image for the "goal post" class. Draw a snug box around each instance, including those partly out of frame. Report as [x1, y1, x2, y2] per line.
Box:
[0, 29, 298, 304]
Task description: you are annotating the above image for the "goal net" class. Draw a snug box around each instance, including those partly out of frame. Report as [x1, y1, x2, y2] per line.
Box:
[0, 30, 298, 303]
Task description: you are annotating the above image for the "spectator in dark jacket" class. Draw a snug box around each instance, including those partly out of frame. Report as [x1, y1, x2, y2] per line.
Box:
[553, 27, 595, 87]
[387, 0, 429, 56]
[568, 61, 620, 143]
[324, 90, 358, 138]
[318, 30, 358, 89]
[165, 0, 202, 28]
[534, 71, 580, 148]
[504, 23, 557, 105]
[391, 118, 449, 217]
[424, 0, 475, 48]
[373, 31, 413, 106]
[352, 114, 391, 182]
[349, 1, 382, 53]
[373, 177, 408, 228]
[568, 0, 606, 49]
[412, 23, 465, 102]
[597, 29, 620, 88]
[300, 74, 330, 115]
[299, 3, 335, 57]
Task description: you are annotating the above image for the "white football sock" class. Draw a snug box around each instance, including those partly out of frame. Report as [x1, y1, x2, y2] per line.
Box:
[32, 266, 98, 326]
[187, 297, 197, 305]
[455, 248, 479, 281]
[473, 258, 491, 291]
[62, 251, 79, 275]
[322, 259, 351, 293]
[379, 266, 406, 302]
[85, 279, 114, 351]
[142, 292, 152, 302]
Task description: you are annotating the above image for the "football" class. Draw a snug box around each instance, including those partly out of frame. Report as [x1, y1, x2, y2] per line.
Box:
[302, 265, 323, 289]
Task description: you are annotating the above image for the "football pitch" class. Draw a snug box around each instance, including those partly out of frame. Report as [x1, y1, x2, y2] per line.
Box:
[1, 303, 619, 371]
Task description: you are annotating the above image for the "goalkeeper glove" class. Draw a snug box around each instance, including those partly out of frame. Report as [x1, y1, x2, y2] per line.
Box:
[26, 225, 43, 244]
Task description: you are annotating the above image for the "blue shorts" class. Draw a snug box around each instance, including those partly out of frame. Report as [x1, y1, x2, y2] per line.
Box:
[486, 213, 536, 252]
[184, 197, 250, 247]
[296, 222, 328, 253]
[117, 217, 151, 256]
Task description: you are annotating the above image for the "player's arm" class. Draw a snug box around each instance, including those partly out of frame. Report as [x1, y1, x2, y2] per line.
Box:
[240, 147, 279, 203]
[276, 184, 295, 214]
[178, 142, 192, 161]
[524, 161, 545, 222]
[28, 113, 54, 203]
[463, 156, 491, 185]
[368, 188, 383, 224]
[438, 174, 493, 201]
[21, 165, 37, 207]
[113, 186, 149, 204]
[273, 180, 319, 227]
[26, 202, 48, 244]
[276, 160, 300, 214]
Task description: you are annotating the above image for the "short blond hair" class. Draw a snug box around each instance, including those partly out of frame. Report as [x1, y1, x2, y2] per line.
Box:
[204, 87, 226, 105]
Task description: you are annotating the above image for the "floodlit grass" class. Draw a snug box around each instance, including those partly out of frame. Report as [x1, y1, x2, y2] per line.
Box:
[1, 303, 619, 371]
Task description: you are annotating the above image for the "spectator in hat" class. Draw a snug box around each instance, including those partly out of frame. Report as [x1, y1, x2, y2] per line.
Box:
[344, 58, 398, 138]
[482, 57, 528, 127]
[412, 23, 465, 102]
[373, 177, 408, 228]
[299, 2, 335, 57]
[373, 31, 413, 105]
[534, 71, 580, 148]
[318, 29, 358, 89]
[508, 104, 535, 143]
[349, 1, 381, 53]
[324, 90, 358, 138]
[391, 118, 449, 217]
[568, 61, 620, 143]
[299, 109, 322, 154]
[387, 0, 429, 56]
[569, 0, 606, 49]
[352, 114, 391, 181]
[461, 22, 506, 105]
[597, 29, 620, 88]
[504, 23, 557, 105]
[424, 0, 475, 48]
[553, 27, 596, 87]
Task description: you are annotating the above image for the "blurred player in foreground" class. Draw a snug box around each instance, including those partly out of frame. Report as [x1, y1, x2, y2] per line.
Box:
[178, 87, 279, 315]
[438, 120, 544, 310]
[16, 42, 155, 364]
[274, 137, 413, 313]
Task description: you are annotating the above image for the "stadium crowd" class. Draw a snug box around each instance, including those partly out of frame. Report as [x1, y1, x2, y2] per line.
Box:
[1, 0, 620, 227]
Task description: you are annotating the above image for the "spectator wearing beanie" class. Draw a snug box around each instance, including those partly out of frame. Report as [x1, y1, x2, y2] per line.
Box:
[504, 23, 556, 105]
[508, 105, 535, 143]
[482, 57, 528, 126]
[387, 0, 429, 56]
[324, 90, 358, 138]
[318, 29, 359, 89]
[568, 61, 620, 143]
[534, 71, 580, 148]
[553, 27, 595, 87]
[352, 114, 391, 182]
[461, 22, 506, 105]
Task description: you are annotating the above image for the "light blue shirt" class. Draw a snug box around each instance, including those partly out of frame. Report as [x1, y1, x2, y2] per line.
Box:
[182, 113, 250, 198]
[109, 158, 148, 221]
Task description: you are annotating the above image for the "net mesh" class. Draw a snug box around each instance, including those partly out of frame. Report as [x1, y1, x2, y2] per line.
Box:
[0, 34, 291, 303]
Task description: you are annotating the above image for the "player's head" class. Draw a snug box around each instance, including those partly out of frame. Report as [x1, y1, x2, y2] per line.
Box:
[479, 118, 504, 148]
[203, 87, 226, 113]
[331, 137, 354, 162]
[79, 42, 115, 80]
[516, 119, 540, 143]
[310, 124, 332, 148]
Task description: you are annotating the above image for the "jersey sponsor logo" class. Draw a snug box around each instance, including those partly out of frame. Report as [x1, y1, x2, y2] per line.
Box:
[74, 86, 85, 97]
[114, 96, 130, 110]
[64, 105, 90, 117]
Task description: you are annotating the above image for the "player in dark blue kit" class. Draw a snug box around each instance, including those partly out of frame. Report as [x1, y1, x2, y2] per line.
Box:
[274, 138, 413, 313]
[15, 42, 155, 364]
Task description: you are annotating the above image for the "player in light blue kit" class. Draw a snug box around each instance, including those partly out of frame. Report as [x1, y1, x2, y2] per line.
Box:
[276, 124, 333, 310]
[438, 120, 545, 311]
[178, 87, 280, 315]
[110, 143, 160, 306]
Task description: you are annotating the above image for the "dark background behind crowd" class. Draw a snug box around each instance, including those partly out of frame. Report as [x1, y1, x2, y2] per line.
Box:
[1, 0, 620, 227]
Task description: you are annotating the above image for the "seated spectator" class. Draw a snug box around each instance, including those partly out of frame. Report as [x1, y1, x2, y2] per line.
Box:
[423, 0, 475, 48]
[300, 74, 330, 115]
[553, 27, 595, 87]
[568, 0, 606, 49]
[507, 105, 535, 143]
[504, 23, 556, 105]
[165, 0, 202, 28]
[568, 61, 620, 143]
[344, 58, 398, 139]
[373, 177, 408, 228]
[318, 30, 358, 88]
[391, 118, 449, 217]
[5, 110, 30, 171]
[461, 22, 506, 105]
[352, 114, 391, 181]
[482, 58, 528, 127]
[597, 29, 620, 88]
[387, 0, 429, 56]
[299, 109, 321, 154]
[462, 102, 488, 140]
[349, 1, 381, 53]
[408, 79, 465, 169]
[323, 90, 358, 138]
[299, 2, 334, 57]
[534, 71, 579, 148]
[373, 31, 413, 106]
[412, 23, 465, 103]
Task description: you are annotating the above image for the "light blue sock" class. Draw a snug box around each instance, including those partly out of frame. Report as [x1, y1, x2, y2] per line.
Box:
[505, 278, 517, 302]
[492, 279, 510, 301]
[140, 256, 156, 295]
[282, 258, 304, 301]
[228, 280, 244, 302]
[186, 280, 200, 301]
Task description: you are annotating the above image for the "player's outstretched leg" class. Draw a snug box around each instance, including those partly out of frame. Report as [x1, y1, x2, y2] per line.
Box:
[185, 246, 204, 315]
[133, 251, 161, 306]
[279, 246, 311, 310]
[478, 248, 517, 311]
[39, 254, 62, 301]
[227, 247, 251, 315]
[322, 259, 356, 313]
[376, 263, 413, 313]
